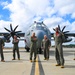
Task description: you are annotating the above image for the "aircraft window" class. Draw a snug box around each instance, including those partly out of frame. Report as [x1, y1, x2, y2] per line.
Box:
[41, 24, 48, 29]
[31, 23, 48, 30]
[41, 24, 45, 27]
[33, 24, 36, 27]
[36, 24, 43, 29]
[31, 24, 36, 29]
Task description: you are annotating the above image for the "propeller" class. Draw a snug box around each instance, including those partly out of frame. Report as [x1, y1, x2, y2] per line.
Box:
[57, 25, 69, 34]
[14, 25, 18, 31]
[10, 23, 13, 31]
[62, 26, 66, 32]
[53, 25, 71, 43]
[63, 31, 69, 34]
[58, 25, 61, 31]
[4, 24, 21, 39]
[4, 27, 11, 32]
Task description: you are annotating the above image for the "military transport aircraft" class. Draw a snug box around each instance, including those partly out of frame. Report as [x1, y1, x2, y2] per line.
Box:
[24, 21, 75, 53]
[0, 21, 75, 54]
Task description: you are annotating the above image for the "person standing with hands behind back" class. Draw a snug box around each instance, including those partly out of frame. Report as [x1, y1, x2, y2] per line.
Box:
[12, 35, 20, 60]
[30, 32, 38, 62]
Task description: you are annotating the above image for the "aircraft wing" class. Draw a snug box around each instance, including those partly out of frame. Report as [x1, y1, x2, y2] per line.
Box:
[0, 33, 9, 36]
[51, 32, 75, 42]
[0, 32, 25, 42]
[0, 32, 25, 37]
[51, 33, 75, 37]
[15, 33, 25, 37]
[65, 33, 75, 37]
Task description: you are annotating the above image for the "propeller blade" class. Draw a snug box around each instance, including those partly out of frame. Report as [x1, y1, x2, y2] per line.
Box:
[4, 27, 11, 32]
[8, 35, 12, 39]
[4, 34, 11, 39]
[62, 26, 66, 32]
[11, 35, 14, 39]
[15, 31, 22, 33]
[63, 31, 69, 34]
[58, 25, 61, 31]
[53, 28, 56, 31]
[15, 34, 20, 38]
[10, 24, 13, 31]
[14, 25, 18, 31]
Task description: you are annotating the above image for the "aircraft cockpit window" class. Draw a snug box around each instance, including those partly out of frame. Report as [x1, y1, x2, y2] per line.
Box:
[41, 24, 45, 27]
[32, 23, 42, 29]
[41, 24, 47, 30]
[36, 24, 42, 28]
[33, 24, 36, 27]
[31, 24, 36, 29]
[31, 23, 48, 30]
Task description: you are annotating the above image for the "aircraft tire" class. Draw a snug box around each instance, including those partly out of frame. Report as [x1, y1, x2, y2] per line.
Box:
[39, 48, 42, 54]
[27, 49, 29, 52]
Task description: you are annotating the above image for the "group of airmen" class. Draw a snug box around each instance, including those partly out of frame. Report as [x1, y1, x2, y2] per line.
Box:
[29, 27, 67, 68]
[0, 27, 74, 69]
[0, 35, 20, 62]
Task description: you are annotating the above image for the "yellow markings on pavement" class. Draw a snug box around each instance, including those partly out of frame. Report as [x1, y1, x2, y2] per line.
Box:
[35, 55, 40, 75]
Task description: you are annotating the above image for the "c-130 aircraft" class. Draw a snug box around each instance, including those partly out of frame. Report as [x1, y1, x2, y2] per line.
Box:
[24, 21, 75, 53]
[0, 21, 75, 54]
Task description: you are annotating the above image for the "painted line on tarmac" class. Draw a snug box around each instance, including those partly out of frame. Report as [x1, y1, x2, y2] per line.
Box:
[30, 55, 45, 75]
[38, 55, 45, 75]
[35, 55, 40, 75]
[30, 62, 35, 75]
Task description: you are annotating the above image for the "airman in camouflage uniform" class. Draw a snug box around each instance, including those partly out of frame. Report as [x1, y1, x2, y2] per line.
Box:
[54, 27, 64, 68]
[30, 32, 38, 62]
[41, 35, 51, 60]
[0, 38, 5, 62]
[12, 35, 20, 60]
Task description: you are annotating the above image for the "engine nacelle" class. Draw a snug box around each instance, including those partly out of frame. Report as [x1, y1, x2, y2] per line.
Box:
[63, 37, 72, 43]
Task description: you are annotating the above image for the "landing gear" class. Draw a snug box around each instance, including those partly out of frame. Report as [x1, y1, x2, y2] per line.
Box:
[26, 48, 29, 52]
[25, 46, 30, 52]
[38, 48, 42, 54]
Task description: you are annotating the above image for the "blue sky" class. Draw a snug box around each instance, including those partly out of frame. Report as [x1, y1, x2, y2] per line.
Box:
[0, 0, 11, 21]
[0, 0, 75, 47]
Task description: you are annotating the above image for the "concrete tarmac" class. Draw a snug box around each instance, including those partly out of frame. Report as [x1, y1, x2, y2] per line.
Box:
[0, 47, 75, 75]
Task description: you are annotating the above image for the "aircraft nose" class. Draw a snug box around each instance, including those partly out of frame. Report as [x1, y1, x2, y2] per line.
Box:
[35, 30, 46, 48]
[36, 30, 46, 40]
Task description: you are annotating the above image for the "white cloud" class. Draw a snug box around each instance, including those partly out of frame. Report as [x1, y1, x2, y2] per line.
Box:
[0, 20, 11, 32]
[44, 16, 64, 26]
[0, 0, 75, 33]
[71, 22, 75, 32]
[44, 16, 74, 33]
[54, 0, 75, 16]
[1, 1, 9, 8]
[71, 13, 75, 19]
[0, 0, 52, 31]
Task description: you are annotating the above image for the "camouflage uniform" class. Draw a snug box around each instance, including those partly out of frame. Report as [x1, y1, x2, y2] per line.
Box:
[30, 36, 38, 61]
[41, 38, 51, 60]
[54, 32, 64, 66]
[0, 38, 5, 61]
[12, 39, 20, 59]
